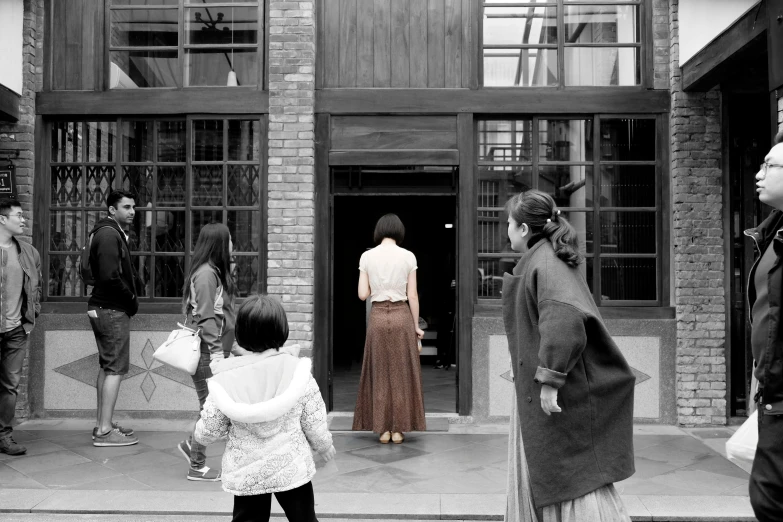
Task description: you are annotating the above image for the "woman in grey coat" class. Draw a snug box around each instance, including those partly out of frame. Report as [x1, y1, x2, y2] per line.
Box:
[502, 190, 635, 522]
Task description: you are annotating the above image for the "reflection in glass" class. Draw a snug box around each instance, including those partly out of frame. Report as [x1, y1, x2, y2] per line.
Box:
[600, 258, 656, 301]
[186, 7, 258, 45]
[128, 210, 151, 252]
[192, 210, 223, 249]
[564, 47, 639, 86]
[112, 0, 179, 7]
[483, 7, 557, 46]
[110, 50, 178, 88]
[48, 254, 83, 297]
[84, 122, 116, 163]
[51, 122, 81, 163]
[228, 165, 260, 206]
[194, 120, 224, 161]
[187, 49, 258, 86]
[86, 166, 117, 208]
[51, 166, 82, 207]
[484, 48, 557, 86]
[153, 210, 186, 252]
[192, 165, 224, 205]
[121, 166, 153, 207]
[131, 255, 152, 298]
[157, 121, 186, 162]
[477, 258, 516, 299]
[228, 211, 260, 252]
[50, 211, 83, 251]
[154, 256, 185, 297]
[157, 166, 187, 206]
[228, 120, 260, 161]
[599, 165, 655, 207]
[565, 5, 638, 43]
[233, 256, 259, 297]
[538, 166, 593, 207]
[122, 121, 154, 162]
[478, 120, 533, 162]
[478, 210, 512, 256]
[111, 8, 178, 47]
[539, 119, 592, 161]
[600, 119, 655, 161]
[600, 212, 656, 254]
[478, 166, 533, 208]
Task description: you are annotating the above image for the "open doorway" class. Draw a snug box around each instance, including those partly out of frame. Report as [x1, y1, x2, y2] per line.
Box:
[331, 194, 458, 413]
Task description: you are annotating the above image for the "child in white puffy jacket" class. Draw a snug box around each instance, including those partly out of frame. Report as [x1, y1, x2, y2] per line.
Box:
[195, 294, 335, 522]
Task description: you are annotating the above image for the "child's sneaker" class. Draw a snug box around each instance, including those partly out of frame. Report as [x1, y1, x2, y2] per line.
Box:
[187, 466, 221, 481]
[93, 428, 139, 447]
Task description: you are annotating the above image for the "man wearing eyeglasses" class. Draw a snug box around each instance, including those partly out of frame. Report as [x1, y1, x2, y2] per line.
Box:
[0, 198, 40, 456]
[746, 141, 783, 521]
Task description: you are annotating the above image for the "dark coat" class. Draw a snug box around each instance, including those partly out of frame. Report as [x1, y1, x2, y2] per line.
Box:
[502, 237, 635, 508]
[87, 217, 139, 316]
[745, 209, 783, 408]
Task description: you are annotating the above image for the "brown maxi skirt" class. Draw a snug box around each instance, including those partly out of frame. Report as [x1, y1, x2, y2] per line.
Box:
[352, 300, 427, 433]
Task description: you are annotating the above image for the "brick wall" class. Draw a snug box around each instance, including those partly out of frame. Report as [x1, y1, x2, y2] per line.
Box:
[0, 0, 44, 424]
[669, 0, 727, 426]
[653, 0, 670, 90]
[267, 2, 315, 355]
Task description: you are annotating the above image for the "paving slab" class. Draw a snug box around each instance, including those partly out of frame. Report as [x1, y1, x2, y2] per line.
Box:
[312, 493, 442, 518]
[440, 494, 505, 519]
[636, 495, 756, 521]
[0, 488, 56, 512]
[31, 490, 233, 515]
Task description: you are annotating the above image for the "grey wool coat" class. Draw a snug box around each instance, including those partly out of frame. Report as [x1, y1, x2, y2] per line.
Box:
[502, 236, 635, 508]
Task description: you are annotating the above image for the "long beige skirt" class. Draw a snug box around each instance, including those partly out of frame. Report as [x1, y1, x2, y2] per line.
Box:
[506, 390, 631, 522]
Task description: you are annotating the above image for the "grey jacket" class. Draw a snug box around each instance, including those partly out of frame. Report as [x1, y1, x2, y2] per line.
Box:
[185, 263, 236, 360]
[1, 237, 42, 334]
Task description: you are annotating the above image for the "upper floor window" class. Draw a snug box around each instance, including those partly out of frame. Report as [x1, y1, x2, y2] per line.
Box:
[482, 0, 642, 87]
[109, 0, 262, 89]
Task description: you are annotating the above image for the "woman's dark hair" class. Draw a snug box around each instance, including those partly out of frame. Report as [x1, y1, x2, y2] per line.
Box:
[182, 223, 236, 310]
[235, 294, 290, 352]
[506, 190, 582, 268]
[373, 213, 405, 245]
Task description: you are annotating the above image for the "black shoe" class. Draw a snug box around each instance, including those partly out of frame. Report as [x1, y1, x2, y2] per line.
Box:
[0, 436, 27, 456]
[434, 361, 445, 369]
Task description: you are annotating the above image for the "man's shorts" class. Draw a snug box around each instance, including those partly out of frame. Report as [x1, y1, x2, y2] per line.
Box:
[88, 306, 130, 376]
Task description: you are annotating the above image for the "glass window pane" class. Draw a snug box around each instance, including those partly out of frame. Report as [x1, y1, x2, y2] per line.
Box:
[600, 212, 656, 254]
[186, 7, 258, 45]
[600, 119, 655, 161]
[192, 210, 223, 249]
[538, 166, 593, 208]
[228, 165, 260, 206]
[478, 166, 533, 208]
[192, 165, 225, 205]
[477, 258, 514, 299]
[157, 166, 186, 206]
[600, 258, 656, 301]
[484, 48, 558, 86]
[157, 121, 186, 162]
[131, 255, 152, 298]
[539, 119, 593, 161]
[129, 209, 152, 252]
[187, 0, 257, 3]
[86, 166, 117, 208]
[186, 49, 258, 87]
[48, 254, 83, 297]
[154, 256, 185, 297]
[51, 166, 82, 207]
[561, 210, 593, 254]
[110, 50, 178, 88]
[121, 165, 153, 207]
[228, 120, 260, 161]
[122, 121, 154, 162]
[84, 122, 116, 163]
[478, 210, 512, 255]
[154, 210, 186, 252]
[483, 7, 557, 46]
[564, 47, 639, 86]
[110, 8, 178, 47]
[228, 210, 260, 252]
[599, 165, 655, 207]
[233, 256, 259, 297]
[50, 211, 83, 251]
[565, 5, 638, 43]
[478, 120, 533, 162]
[194, 120, 224, 161]
[51, 122, 82, 163]
[112, 0, 179, 6]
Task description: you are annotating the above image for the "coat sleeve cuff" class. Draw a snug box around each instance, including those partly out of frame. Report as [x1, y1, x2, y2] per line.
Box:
[534, 366, 567, 389]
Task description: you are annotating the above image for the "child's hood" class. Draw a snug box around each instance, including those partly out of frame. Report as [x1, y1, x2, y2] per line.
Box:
[206, 344, 312, 423]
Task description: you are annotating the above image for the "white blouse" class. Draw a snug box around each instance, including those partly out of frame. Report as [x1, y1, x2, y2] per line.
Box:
[359, 244, 418, 303]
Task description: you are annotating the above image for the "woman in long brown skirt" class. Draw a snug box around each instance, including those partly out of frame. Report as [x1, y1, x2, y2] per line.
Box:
[352, 214, 426, 443]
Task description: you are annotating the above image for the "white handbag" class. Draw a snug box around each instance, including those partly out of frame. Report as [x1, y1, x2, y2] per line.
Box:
[153, 322, 202, 375]
[725, 410, 758, 468]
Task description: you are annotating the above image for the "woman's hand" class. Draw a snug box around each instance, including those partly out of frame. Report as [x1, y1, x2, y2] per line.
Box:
[415, 326, 425, 340]
[320, 445, 337, 462]
[540, 385, 562, 415]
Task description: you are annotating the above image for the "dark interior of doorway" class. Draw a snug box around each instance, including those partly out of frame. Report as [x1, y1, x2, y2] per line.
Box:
[332, 195, 458, 413]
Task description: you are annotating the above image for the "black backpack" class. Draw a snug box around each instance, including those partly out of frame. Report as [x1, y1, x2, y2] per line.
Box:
[80, 226, 125, 287]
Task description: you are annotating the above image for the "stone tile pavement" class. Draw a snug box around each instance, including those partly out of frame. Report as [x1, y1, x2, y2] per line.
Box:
[0, 419, 757, 521]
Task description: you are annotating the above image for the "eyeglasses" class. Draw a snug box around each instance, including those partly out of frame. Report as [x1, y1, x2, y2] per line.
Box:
[759, 162, 783, 179]
[0, 213, 24, 220]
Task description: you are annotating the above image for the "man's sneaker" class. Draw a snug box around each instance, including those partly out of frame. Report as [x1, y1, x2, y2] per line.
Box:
[177, 440, 192, 463]
[187, 466, 221, 482]
[0, 436, 26, 456]
[93, 428, 139, 447]
[92, 422, 134, 441]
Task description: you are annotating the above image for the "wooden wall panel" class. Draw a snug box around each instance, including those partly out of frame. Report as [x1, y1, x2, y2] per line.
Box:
[51, 0, 103, 91]
[322, 0, 467, 88]
[330, 116, 458, 150]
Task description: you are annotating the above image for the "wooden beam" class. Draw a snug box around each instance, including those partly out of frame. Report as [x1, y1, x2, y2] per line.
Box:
[768, 0, 783, 90]
[36, 89, 270, 116]
[682, 1, 768, 92]
[313, 113, 332, 409]
[0, 85, 20, 122]
[316, 88, 671, 114]
[457, 112, 474, 415]
[329, 149, 460, 165]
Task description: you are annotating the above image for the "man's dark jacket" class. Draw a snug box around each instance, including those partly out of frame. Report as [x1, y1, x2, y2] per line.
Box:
[87, 217, 138, 316]
[6, 237, 41, 333]
[745, 209, 783, 408]
[502, 236, 635, 508]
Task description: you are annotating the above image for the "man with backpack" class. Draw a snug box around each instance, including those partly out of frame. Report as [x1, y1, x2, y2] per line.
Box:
[0, 198, 40, 456]
[87, 190, 139, 447]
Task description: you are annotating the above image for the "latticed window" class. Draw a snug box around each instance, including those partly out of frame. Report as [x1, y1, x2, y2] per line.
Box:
[476, 116, 660, 305]
[48, 117, 264, 301]
[482, 0, 643, 87]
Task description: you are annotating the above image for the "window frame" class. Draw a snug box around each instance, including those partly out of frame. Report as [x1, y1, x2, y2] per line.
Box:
[44, 115, 267, 304]
[475, 113, 664, 306]
[479, 0, 650, 89]
[105, 0, 266, 90]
